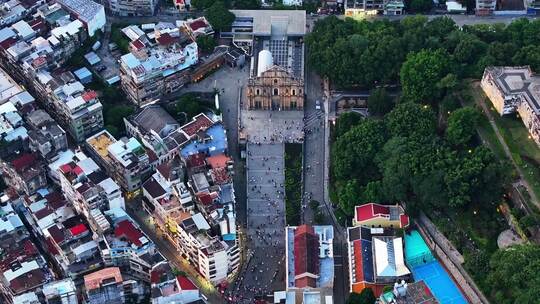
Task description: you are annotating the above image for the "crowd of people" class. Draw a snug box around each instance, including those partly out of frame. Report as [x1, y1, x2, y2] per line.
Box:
[230, 144, 287, 303]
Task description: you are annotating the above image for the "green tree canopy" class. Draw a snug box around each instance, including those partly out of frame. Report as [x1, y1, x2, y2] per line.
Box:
[487, 244, 540, 303]
[385, 102, 436, 139]
[205, 1, 235, 32]
[400, 49, 451, 104]
[338, 179, 363, 215]
[334, 112, 363, 138]
[446, 107, 480, 147]
[512, 45, 540, 71]
[444, 146, 506, 208]
[191, 0, 215, 9]
[346, 288, 376, 304]
[233, 0, 260, 9]
[407, 0, 433, 12]
[368, 87, 394, 116]
[332, 119, 387, 183]
[196, 35, 217, 53]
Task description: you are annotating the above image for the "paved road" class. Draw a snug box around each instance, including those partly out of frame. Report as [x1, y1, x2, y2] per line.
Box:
[125, 201, 225, 303]
[302, 68, 325, 223]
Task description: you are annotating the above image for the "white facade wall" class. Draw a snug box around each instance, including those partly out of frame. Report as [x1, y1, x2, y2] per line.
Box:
[87, 6, 106, 37]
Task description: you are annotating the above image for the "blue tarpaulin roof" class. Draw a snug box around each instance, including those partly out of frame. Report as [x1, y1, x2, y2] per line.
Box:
[73, 67, 92, 80]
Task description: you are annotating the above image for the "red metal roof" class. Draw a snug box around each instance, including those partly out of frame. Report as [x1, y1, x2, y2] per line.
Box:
[353, 240, 364, 282]
[11, 153, 36, 171]
[69, 223, 88, 236]
[197, 192, 213, 205]
[156, 33, 178, 46]
[400, 214, 410, 228]
[82, 90, 97, 102]
[48, 225, 65, 244]
[46, 237, 60, 255]
[186, 153, 206, 168]
[0, 37, 17, 49]
[131, 39, 145, 50]
[115, 220, 144, 247]
[355, 203, 390, 222]
[177, 276, 198, 290]
[189, 20, 208, 31]
[34, 207, 53, 220]
[293, 225, 319, 287]
[72, 165, 83, 176]
[59, 163, 72, 174]
[181, 114, 213, 137]
[9, 268, 46, 294]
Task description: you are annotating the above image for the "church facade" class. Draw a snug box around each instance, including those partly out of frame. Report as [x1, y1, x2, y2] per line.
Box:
[245, 66, 304, 110]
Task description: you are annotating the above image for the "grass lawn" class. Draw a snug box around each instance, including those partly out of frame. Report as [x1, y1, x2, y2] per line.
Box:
[476, 114, 508, 161]
[470, 83, 540, 202]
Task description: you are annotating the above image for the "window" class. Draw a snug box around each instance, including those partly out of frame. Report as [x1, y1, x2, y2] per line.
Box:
[273, 88, 278, 96]
[256, 89, 260, 95]
[274, 79, 278, 84]
[292, 89, 296, 96]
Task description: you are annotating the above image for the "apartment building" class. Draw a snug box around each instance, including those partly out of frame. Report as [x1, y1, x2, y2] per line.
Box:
[119, 23, 198, 106]
[21, 188, 104, 279]
[57, 151, 124, 228]
[141, 119, 239, 284]
[0, 12, 104, 143]
[106, 0, 157, 16]
[183, 17, 214, 41]
[0, 196, 54, 303]
[86, 130, 150, 196]
[13, 278, 79, 304]
[143, 176, 238, 286]
[48, 78, 103, 143]
[1, 0, 26, 27]
[150, 261, 203, 304]
[481, 66, 540, 148]
[0, 152, 47, 195]
[0, 100, 28, 158]
[124, 105, 186, 165]
[27, 109, 68, 160]
[100, 209, 162, 282]
[83, 267, 146, 304]
[42, 279, 79, 304]
[55, 0, 105, 37]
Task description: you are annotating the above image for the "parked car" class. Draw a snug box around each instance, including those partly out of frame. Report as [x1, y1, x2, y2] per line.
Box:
[316, 100, 321, 110]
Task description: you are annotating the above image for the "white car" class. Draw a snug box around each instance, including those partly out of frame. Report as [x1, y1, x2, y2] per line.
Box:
[316, 100, 321, 110]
